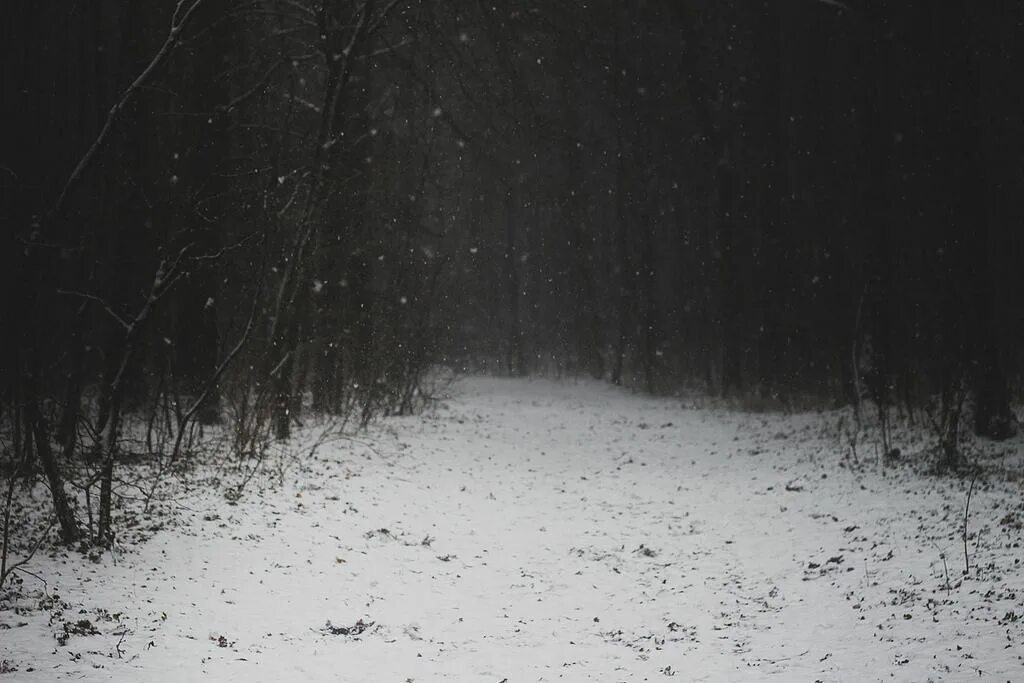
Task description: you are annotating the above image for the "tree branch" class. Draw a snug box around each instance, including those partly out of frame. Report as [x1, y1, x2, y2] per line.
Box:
[172, 267, 265, 460]
[56, 290, 130, 331]
[53, 0, 208, 216]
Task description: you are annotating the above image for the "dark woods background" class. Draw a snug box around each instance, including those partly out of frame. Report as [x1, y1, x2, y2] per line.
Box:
[1, 1, 1021, 545]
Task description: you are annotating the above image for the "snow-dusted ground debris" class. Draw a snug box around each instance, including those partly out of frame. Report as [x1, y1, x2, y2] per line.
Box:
[2, 376, 1023, 681]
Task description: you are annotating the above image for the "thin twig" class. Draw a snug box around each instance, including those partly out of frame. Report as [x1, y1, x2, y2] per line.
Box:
[115, 628, 129, 658]
[55, 290, 131, 330]
[53, 0, 207, 215]
[11, 566, 50, 595]
[189, 231, 260, 262]
[963, 472, 978, 575]
[171, 269, 264, 460]
[1, 520, 56, 588]
[929, 540, 952, 596]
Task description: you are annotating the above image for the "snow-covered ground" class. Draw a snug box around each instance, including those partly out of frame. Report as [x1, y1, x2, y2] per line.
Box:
[3, 376, 1023, 681]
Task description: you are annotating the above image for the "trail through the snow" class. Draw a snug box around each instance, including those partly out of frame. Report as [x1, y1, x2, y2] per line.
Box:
[3, 377, 1022, 682]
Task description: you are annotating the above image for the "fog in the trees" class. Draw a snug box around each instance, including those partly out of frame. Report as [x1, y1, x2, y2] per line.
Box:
[1, 2, 1023, 676]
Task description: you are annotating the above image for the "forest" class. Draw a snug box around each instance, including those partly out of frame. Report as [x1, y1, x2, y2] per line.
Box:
[2, 1, 1023, 679]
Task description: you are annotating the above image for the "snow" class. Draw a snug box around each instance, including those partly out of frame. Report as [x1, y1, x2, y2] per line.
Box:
[3, 376, 1023, 681]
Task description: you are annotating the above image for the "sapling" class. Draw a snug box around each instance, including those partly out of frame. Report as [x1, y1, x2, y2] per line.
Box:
[962, 471, 978, 575]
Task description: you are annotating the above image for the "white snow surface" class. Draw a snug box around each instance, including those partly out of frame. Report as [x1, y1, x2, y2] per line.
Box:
[3, 376, 1023, 682]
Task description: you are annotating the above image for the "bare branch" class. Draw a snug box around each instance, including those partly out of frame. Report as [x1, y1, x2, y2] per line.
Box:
[189, 231, 260, 262]
[221, 60, 285, 113]
[814, 0, 852, 10]
[368, 0, 407, 35]
[53, 0, 208, 216]
[1, 497, 57, 589]
[358, 37, 415, 59]
[285, 94, 323, 113]
[56, 290, 131, 331]
[172, 266, 265, 460]
[278, 0, 316, 17]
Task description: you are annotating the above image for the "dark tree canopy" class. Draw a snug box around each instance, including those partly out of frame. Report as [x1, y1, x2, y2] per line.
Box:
[1, 0, 1022, 541]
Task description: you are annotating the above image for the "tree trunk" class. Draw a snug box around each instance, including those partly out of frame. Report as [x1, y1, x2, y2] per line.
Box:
[940, 0, 1017, 440]
[562, 90, 605, 379]
[610, 140, 631, 387]
[716, 153, 743, 397]
[973, 345, 1018, 439]
[272, 313, 300, 441]
[24, 382, 79, 544]
[754, 0, 788, 395]
[610, 31, 632, 387]
[96, 394, 121, 544]
[504, 188, 526, 377]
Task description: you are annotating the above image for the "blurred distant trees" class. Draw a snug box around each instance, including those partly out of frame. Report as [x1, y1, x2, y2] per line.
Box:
[1, 0, 1021, 546]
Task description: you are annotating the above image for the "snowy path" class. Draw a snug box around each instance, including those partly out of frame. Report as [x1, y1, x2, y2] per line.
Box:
[3, 377, 1023, 681]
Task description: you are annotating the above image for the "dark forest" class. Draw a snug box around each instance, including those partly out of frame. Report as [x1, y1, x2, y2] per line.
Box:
[3, 2, 1024, 677]
[2, 0, 1022, 590]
